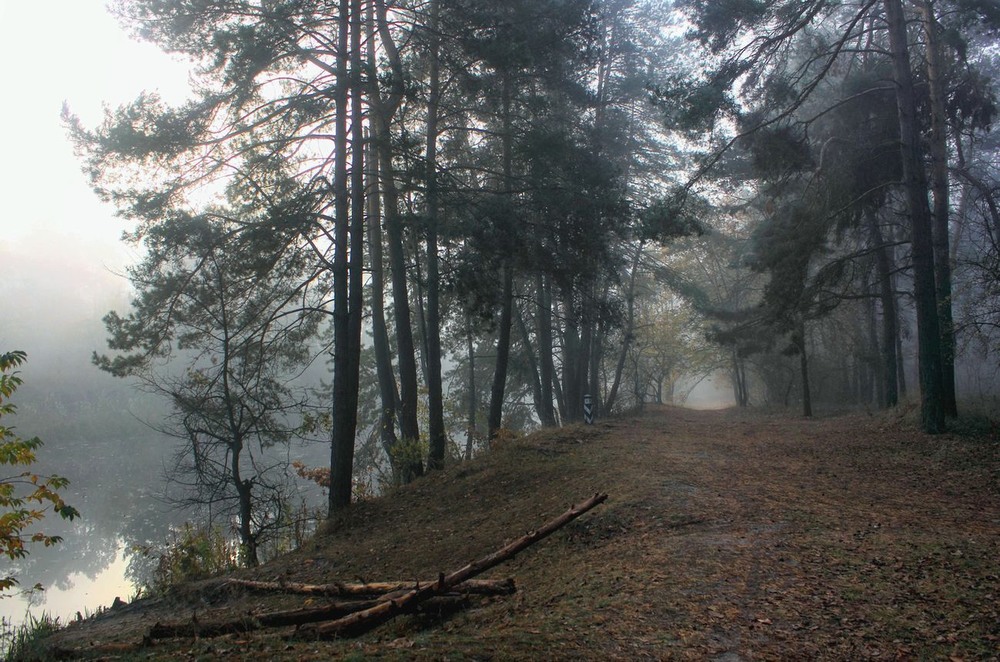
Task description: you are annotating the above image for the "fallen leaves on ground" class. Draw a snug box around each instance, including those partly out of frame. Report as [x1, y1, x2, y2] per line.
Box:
[43, 406, 1000, 660]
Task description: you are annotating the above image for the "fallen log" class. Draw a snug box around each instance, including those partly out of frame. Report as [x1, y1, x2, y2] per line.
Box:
[147, 579, 515, 640]
[296, 492, 609, 640]
[224, 577, 515, 598]
[147, 595, 469, 640]
[148, 599, 377, 639]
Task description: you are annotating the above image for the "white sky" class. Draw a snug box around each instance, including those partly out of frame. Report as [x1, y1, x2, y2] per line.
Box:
[0, 0, 192, 268]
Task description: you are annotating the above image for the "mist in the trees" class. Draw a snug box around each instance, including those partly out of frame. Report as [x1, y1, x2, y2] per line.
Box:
[3, 0, 1000, 636]
[0, 237, 329, 622]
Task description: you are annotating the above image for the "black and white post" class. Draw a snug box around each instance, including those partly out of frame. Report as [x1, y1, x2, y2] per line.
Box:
[583, 394, 594, 425]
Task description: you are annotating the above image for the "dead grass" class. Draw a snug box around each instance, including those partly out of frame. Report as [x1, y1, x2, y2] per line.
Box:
[40, 406, 1000, 660]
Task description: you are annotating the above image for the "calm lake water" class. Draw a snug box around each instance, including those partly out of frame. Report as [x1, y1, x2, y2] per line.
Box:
[2, 395, 322, 631]
[1, 541, 134, 627]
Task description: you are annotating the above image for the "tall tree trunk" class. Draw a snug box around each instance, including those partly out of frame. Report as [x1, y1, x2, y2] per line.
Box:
[919, 0, 958, 417]
[365, 132, 401, 478]
[409, 235, 430, 386]
[465, 318, 477, 460]
[732, 350, 749, 407]
[535, 272, 556, 426]
[218, 291, 257, 565]
[951, 136, 972, 266]
[883, 0, 945, 433]
[488, 265, 514, 438]
[233, 456, 258, 567]
[365, 4, 402, 483]
[895, 285, 908, 399]
[424, 0, 446, 470]
[381, 156, 423, 477]
[867, 281, 882, 407]
[370, 0, 423, 474]
[632, 350, 644, 412]
[605, 242, 642, 412]
[562, 299, 583, 422]
[797, 319, 812, 417]
[591, 318, 603, 412]
[867, 209, 899, 407]
[329, 0, 354, 512]
[578, 305, 594, 417]
[488, 72, 516, 439]
[516, 298, 545, 420]
[343, 0, 366, 499]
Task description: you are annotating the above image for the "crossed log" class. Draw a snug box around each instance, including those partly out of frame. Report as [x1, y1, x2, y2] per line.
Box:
[296, 491, 608, 639]
[223, 576, 515, 598]
[146, 493, 608, 642]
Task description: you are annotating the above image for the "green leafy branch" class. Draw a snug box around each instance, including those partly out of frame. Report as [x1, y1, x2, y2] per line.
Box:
[0, 351, 80, 593]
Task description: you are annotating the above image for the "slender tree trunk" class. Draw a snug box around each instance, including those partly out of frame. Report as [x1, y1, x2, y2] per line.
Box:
[738, 358, 749, 407]
[382, 165, 423, 477]
[465, 318, 477, 460]
[797, 319, 812, 417]
[364, 5, 402, 483]
[951, 136, 972, 266]
[345, 0, 366, 497]
[489, 265, 514, 438]
[919, 0, 958, 417]
[895, 286, 908, 399]
[868, 209, 899, 407]
[884, 0, 945, 433]
[605, 242, 642, 412]
[235, 481, 258, 567]
[370, 0, 423, 474]
[535, 273, 556, 426]
[329, 0, 354, 512]
[589, 307, 603, 418]
[488, 73, 516, 439]
[516, 299, 545, 419]
[593, 325, 605, 410]
[424, 0, 446, 469]
[632, 350, 644, 411]
[215, 270, 258, 564]
[578, 305, 593, 418]
[231, 438, 258, 567]
[867, 281, 882, 407]
[410, 235, 430, 386]
[365, 133, 402, 478]
[731, 350, 749, 407]
[552, 331, 567, 423]
[562, 300, 582, 422]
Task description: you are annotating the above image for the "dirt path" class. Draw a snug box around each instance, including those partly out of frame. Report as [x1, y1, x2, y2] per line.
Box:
[42, 406, 1000, 660]
[584, 407, 1000, 660]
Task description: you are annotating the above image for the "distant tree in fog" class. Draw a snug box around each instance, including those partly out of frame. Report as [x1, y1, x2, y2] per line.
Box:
[93, 214, 324, 567]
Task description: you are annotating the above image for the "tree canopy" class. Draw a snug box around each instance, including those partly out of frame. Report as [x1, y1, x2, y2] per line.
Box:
[71, 0, 1000, 539]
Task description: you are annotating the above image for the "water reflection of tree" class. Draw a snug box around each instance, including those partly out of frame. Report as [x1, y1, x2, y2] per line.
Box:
[9, 372, 329, 602]
[8, 380, 185, 598]
[5, 283, 327, 602]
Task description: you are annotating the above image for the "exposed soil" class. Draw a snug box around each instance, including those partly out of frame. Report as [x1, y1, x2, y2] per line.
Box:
[39, 405, 1000, 660]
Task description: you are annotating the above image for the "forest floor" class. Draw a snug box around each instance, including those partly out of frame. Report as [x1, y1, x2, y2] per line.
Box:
[38, 405, 1000, 660]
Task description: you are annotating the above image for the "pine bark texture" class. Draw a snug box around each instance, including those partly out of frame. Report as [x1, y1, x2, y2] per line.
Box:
[883, 0, 945, 433]
[329, 0, 355, 511]
[919, 0, 958, 418]
[424, 0, 447, 469]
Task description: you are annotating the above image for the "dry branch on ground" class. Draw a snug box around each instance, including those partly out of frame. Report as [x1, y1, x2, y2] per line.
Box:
[296, 492, 609, 639]
[222, 576, 515, 597]
[139, 494, 607, 645]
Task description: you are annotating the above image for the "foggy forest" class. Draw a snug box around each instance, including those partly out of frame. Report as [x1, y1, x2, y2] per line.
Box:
[2, 0, 1000, 657]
